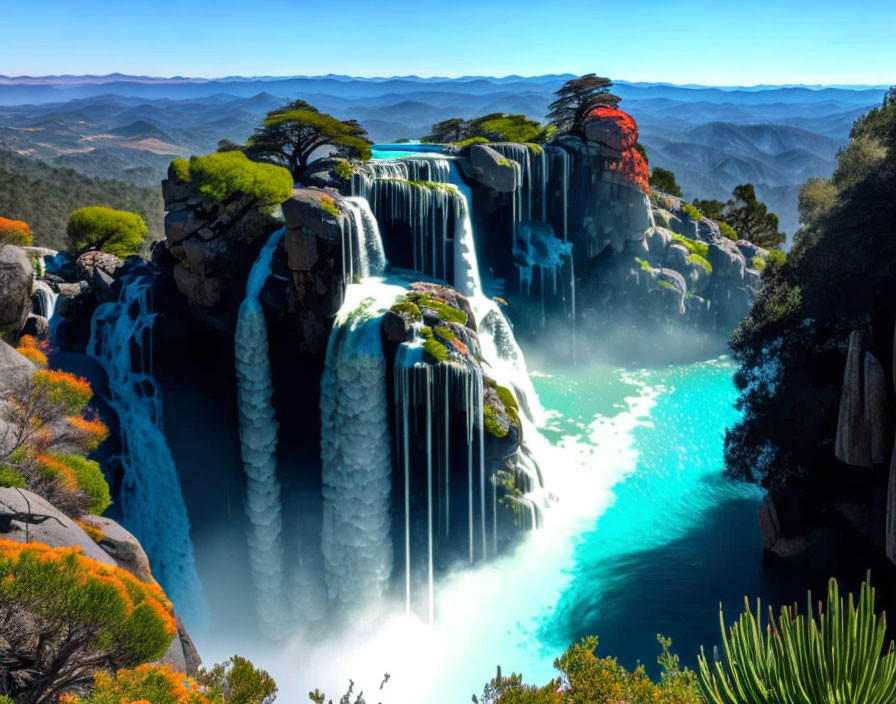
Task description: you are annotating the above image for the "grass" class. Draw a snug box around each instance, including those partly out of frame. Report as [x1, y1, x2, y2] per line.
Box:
[671, 233, 709, 258]
[688, 253, 712, 274]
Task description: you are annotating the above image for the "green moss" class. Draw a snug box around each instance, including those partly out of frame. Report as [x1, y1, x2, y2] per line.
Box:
[390, 301, 422, 322]
[333, 160, 353, 181]
[718, 221, 738, 240]
[456, 136, 489, 148]
[406, 180, 456, 192]
[319, 194, 340, 218]
[658, 280, 682, 294]
[525, 143, 544, 155]
[406, 293, 467, 324]
[423, 337, 448, 363]
[671, 233, 709, 258]
[496, 158, 513, 167]
[752, 255, 767, 272]
[420, 325, 433, 339]
[687, 252, 712, 274]
[0, 465, 25, 488]
[494, 384, 518, 411]
[681, 202, 703, 222]
[636, 257, 651, 271]
[434, 325, 456, 341]
[483, 404, 509, 438]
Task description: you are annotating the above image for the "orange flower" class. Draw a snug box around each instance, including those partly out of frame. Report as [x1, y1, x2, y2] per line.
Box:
[17, 345, 48, 367]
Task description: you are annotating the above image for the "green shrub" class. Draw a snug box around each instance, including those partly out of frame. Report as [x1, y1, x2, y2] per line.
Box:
[66, 206, 148, 257]
[406, 293, 467, 324]
[457, 136, 489, 148]
[698, 574, 896, 704]
[671, 233, 709, 258]
[332, 160, 353, 181]
[751, 256, 767, 272]
[62, 453, 111, 515]
[0, 465, 25, 488]
[434, 324, 456, 341]
[649, 167, 682, 197]
[173, 151, 293, 215]
[718, 221, 738, 240]
[687, 253, 712, 274]
[197, 655, 278, 704]
[318, 194, 340, 218]
[681, 202, 702, 222]
[766, 249, 786, 267]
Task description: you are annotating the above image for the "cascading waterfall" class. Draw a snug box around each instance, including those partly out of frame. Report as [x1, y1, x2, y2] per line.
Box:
[88, 271, 206, 624]
[402, 158, 450, 183]
[448, 163, 483, 299]
[353, 158, 450, 200]
[32, 279, 56, 320]
[549, 146, 570, 241]
[366, 178, 458, 281]
[234, 227, 289, 634]
[343, 196, 387, 278]
[320, 281, 404, 620]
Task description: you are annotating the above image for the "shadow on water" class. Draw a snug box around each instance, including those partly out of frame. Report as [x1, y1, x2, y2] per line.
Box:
[543, 491, 807, 675]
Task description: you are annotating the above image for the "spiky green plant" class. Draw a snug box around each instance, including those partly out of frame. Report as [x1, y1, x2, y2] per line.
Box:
[698, 574, 896, 704]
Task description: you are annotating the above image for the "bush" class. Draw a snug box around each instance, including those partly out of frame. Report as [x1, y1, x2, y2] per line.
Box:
[698, 574, 896, 704]
[0, 540, 176, 704]
[171, 152, 293, 215]
[197, 655, 278, 704]
[751, 255, 766, 272]
[332, 160, 353, 181]
[718, 221, 738, 240]
[766, 249, 786, 267]
[0, 216, 33, 246]
[63, 664, 207, 704]
[474, 635, 699, 703]
[671, 233, 709, 258]
[681, 202, 702, 222]
[66, 206, 147, 257]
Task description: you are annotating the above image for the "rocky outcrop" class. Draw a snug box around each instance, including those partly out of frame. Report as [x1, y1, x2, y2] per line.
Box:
[75, 250, 123, 281]
[0, 244, 33, 341]
[0, 339, 34, 396]
[469, 144, 517, 192]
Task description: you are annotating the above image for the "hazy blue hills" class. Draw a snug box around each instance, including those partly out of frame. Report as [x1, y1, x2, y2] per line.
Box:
[0, 74, 888, 237]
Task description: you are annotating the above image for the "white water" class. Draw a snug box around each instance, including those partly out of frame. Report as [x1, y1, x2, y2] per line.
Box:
[320, 280, 404, 622]
[88, 272, 206, 625]
[32, 279, 56, 321]
[234, 227, 289, 634]
[343, 196, 387, 277]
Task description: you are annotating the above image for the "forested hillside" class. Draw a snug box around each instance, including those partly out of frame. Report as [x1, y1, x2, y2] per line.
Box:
[0, 149, 163, 249]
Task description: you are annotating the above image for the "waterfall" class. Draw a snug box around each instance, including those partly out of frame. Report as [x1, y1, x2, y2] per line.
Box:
[402, 158, 450, 183]
[320, 281, 403, 620]
[88, 271, 206, 624]
[448, 163, 483, 299]
[395, 346, 487, 622]
[343, 196, 387, 278]
[234, 227, 289, 634]
[366, 179, 457, 281]
[549, 147, 570, 241]
[32, 279, 56, 320]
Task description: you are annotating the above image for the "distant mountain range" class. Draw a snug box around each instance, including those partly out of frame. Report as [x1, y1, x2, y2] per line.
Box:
[0, 74, 889, 238]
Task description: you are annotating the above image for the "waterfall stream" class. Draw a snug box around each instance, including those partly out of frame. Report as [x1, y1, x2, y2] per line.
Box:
[88, 271, 206, 624]
[234, 227, 289, 634]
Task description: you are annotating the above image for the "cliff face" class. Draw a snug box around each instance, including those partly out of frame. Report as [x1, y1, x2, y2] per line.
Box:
[462, 108, 762, 362]
[725, 88, 896, 586]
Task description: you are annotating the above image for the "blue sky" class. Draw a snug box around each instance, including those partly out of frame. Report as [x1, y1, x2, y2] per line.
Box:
[3, 0, 895, 85]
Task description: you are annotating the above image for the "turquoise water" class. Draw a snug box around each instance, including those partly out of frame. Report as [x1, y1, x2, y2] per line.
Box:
[233, 357, 781, 702]
[532, 357, 778, 675]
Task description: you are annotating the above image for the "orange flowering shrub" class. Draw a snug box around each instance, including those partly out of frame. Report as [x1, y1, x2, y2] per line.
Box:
[1, 365, 111, 516]
[0, 215, 33, 246]
[0, 540, 176, 704]
[614, 146, 651, 194]
[16, 334, 50, 367]
[587, 105, 639, 151]
[63, 665, 208, 704]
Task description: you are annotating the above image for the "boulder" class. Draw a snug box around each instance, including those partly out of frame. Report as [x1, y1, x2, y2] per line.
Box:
[469, 145, 518, 193]
[736, 239, 762, 260]
[0, 340, 33, 396]
[91, 267, 117, 303]
[707, 239, 745, 281]
[173, 263, 223, 308]
[0, 244, 33, 338]
[281, 188, 342, 241]
[75, 250, 123, 281]
[757, 495, 810, 558]
[0, 488, 117, 566]
[79, 514, 152, 581]
[285, 227, 319, 271]
[583, 107, 639, 152]
[664, 243, 691, 274]
[865, 351, 892, 464]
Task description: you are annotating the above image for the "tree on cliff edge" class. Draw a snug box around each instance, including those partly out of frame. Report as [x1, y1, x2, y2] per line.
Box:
[244, 100, 372, 180]
[548, 74, 621, 137]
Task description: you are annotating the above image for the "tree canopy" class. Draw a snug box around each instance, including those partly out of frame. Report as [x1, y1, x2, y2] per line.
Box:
[0, 540, 176, 704]
[244, 100, 372, 179]
[422, 113, 549, 144]
[547, 74, 621, 137]
[649, 167, 682, 197]
[692, 185, 785, 249]
[66, 206, 147, 257]
[171, 151, 293, 216]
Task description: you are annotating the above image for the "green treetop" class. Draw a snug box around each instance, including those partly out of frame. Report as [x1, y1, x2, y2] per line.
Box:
[547, 74, 621, 137]
[244, 100, 372, 179]
[66, 206, 147, 257]
[649, 167, 682, 197]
